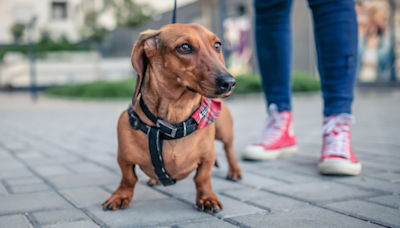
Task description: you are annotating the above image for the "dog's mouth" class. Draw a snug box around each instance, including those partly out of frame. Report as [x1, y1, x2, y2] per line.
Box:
[186, 86, 197, 93]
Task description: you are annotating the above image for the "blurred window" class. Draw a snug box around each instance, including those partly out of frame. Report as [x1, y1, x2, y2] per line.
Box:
[52, 2, 68, 20]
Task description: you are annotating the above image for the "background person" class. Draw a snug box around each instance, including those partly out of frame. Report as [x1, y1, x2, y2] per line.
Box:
[242, 0, 362, 176]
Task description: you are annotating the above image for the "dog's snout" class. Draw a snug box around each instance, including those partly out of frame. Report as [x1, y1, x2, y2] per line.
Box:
[216, 75, 236, 94]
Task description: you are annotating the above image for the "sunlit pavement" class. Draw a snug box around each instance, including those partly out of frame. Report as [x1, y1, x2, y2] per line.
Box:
[0, 89, 399, 228]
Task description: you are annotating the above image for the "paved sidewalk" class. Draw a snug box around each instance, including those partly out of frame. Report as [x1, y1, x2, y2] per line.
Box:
[0, 90, 399, 228]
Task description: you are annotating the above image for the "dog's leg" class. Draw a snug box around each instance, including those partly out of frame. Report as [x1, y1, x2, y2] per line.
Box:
[103, 154, 137, 211]
[215, 102, 242, 181]
[194, 158, 223, 213]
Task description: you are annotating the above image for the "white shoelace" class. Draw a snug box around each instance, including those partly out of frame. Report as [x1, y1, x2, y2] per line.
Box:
[322, 113, 355, 159]
[256, 104, 288, 146]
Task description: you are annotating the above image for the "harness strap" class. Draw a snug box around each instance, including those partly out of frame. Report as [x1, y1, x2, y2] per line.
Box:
[127, 99, 197, 186]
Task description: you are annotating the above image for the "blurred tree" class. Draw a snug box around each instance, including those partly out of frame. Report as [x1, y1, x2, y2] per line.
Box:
[82, 11, 108, 44]
[10, 23, 25, 44]
[38, 30, 53, 45]
[114, 0, 154, 27]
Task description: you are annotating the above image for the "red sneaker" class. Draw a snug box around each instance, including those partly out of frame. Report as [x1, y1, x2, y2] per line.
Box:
[242, 104, 297, 160]
[318, 114, 361, 175]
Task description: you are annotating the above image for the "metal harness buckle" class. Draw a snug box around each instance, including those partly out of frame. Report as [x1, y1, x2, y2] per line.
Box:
[156, 119, 177, 138]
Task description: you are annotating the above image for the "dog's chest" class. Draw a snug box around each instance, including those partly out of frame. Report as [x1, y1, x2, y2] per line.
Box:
[161, 140, 202, 179]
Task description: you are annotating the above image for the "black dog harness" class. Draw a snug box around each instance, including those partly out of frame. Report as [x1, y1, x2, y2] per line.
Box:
[127, 97, 198, 186]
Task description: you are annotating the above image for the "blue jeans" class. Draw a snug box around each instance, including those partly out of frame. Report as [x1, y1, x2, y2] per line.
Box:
[255, 0, 358, 116]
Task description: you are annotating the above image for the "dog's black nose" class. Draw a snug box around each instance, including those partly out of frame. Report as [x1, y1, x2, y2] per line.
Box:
[216, 75, 236, 94]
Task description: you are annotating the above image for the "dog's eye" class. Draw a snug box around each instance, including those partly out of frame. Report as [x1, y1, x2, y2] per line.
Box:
[177, 43, 193, 54]
[215, 42, 221, 53]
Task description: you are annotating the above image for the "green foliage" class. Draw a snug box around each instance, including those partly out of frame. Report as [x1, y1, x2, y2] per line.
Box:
[0, 30, 89, 61]
[233, 73, 263, 94]
[10, 23, 25, 43]
[291, 72, 321, 92]
[234, 72, 320, 94]
[46, 80, 136, 98]
[46, 72, 320, 99]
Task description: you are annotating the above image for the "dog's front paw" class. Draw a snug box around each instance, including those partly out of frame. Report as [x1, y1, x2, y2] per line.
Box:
[226, 166, 242, 181]
[197, 195, 223, 213]
[102, 187, 133, 211]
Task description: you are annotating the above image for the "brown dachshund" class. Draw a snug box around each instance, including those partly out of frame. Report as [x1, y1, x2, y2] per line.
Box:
[102, 23, 242, 213]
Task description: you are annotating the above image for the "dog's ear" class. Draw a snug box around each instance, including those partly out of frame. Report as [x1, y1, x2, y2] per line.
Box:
[131, 29, 161, 105]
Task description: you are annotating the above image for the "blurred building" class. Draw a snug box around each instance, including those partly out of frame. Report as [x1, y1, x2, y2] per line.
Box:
[0, 0, 113, 44]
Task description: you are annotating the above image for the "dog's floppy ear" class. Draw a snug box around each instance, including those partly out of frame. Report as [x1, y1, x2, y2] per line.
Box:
[131, 29, 161, 105]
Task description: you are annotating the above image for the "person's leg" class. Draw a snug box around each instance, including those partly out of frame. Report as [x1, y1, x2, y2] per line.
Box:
[308, 0, 358, 116]
[255, 0, 293, 112]
[308, 0, 361, 175]
[243, 0, 297, 161]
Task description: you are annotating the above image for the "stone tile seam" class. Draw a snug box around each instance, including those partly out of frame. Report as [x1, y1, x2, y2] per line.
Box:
[319, 204, 400, 228]
[260, 188, 393, 228]
[0, 180, 14, 195]
[223, 218, 253, 228]
[79, 208, 112, 228]
[23, 213, 35, 228]
[25, 212, 41, 228]
[330, 179, 394, 195]
[364, 174, 400, 183]
[219, 192, 272, 212]
[361, 199, 400, 210]
[166, 218, 241, 228]
[0, 144, 108, 228]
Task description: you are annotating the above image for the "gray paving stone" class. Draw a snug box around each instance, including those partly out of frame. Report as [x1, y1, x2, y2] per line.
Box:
[33, 166, 71, 177]
[84, 198, 213, 227]
[218, 172, 290, 189]
[0, 158, 25, 169]
[179, 193, 266, 218]
[59, 186, 111, 208]
[251, 168, 323, 184]
[16, 152, 47, 160]
[179, 218, 237, 228]
[367, 195, 400, 209]
[269, 181, 378, 203]
[327, 200, 400, 226]
[31, 208, 90, 226]
[222, 187, 309, 213]
[247, 195, 309, 213]
[0, 167, 35, 180]
[335, 176, 400, 194]
[42, 220, 100, 228]
[0, 191, 73, 215]
[0, 183, 7, 195]
[6, 177, 43, 186]
[222, 188, 276, 201]
[65, 162, 108, 173]
[230, 206, 381, 228]
[103, 183, 169, 201]
[11, 183, 52, 193]
[366, 172, 400, 183]
[46, 172, 119, 189]
[0, 214, 32, 228]
[23, 155, 83, 167]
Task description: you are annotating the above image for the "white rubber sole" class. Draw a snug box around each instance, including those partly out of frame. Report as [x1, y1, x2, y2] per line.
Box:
[318, 158, 362, 175]
[242, 145, 298, 161]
